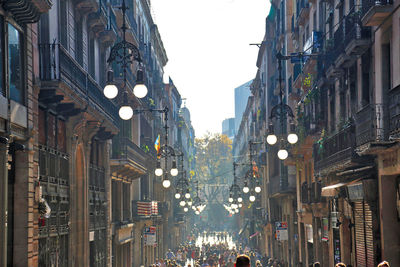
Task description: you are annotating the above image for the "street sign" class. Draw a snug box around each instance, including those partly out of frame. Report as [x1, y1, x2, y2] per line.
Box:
[275, 222, 288, 241]
[144, 226, 157, 246]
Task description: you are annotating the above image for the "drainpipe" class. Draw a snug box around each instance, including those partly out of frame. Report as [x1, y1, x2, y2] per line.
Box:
[0, 136, 9, 267]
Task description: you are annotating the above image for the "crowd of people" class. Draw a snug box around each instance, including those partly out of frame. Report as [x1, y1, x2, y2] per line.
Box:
[148, 239, 391, 267]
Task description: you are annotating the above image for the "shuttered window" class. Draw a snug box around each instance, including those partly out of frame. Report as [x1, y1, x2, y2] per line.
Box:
[354, 201, 374, 267]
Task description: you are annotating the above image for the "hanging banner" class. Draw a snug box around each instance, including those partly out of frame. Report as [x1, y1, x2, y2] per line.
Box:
[322, 218, 329, 241]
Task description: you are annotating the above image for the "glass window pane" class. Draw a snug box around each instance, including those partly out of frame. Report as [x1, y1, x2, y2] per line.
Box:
[0, 18, 3, 96]
[8, 23, 23, 104]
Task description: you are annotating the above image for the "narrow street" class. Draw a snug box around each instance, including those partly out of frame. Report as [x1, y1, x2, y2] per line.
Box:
[0, 0, 399, 267]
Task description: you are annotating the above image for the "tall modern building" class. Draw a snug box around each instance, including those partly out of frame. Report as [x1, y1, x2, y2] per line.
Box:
[222, 118, 235, 140]
[234, 80, 252, 134]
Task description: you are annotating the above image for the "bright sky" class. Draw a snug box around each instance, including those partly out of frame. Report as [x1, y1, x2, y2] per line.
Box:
[151, 0, 271, 137]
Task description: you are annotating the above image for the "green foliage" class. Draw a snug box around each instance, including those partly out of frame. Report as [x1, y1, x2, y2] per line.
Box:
[195, 133, 233, 185]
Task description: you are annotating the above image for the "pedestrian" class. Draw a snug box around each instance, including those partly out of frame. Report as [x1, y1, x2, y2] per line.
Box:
[313, 262, 320, 267]
[226, 257, 235, 267]
[236, 255, 251, 267]
[377, 261, 390, 267]
[256, 260, 263, 267]
[335, 263, 346, 267]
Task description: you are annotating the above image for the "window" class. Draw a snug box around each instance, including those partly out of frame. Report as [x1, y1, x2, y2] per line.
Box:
[0, 18, 3, 96]
[8, 23, 24, 104]
[88, 35, 95, 78]
[59, 0, 68, 48]
[75, 17, 83, 66]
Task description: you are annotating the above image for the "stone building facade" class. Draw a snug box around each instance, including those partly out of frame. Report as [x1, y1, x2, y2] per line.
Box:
[1, 0, 193, 266]
[236, 0, 400, 266]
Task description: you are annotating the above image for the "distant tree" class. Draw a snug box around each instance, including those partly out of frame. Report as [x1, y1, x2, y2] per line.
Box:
[194, 133, 233, 229]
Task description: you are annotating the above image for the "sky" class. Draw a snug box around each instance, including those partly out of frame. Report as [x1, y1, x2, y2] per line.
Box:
[150, 0, 271, 137]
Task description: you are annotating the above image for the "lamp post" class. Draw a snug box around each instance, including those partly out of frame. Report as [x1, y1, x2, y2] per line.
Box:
[104, 0, 148, 119]
[131, 107, 177, 188]
[266, 52, 299, 160]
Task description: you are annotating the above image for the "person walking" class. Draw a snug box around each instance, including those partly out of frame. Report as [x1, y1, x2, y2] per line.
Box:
[236, 255, 251, 267]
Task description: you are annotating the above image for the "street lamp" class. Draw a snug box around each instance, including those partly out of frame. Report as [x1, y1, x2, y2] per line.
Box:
[104, 0, 148, 118]
[175, 192, 181, 199]
[129, 107, 178, 188]
[185, 190, 191, 199]
[266, 52, 299, 159]
[243, 181, 250, 193]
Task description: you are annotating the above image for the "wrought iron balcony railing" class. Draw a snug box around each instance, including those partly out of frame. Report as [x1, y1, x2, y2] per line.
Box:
[361, 0, 393, 26]
[355, 104, 385, 146]
[389, 85, 400, 136]
[314, 123, 356, 172]
[39, 43, 119, 123]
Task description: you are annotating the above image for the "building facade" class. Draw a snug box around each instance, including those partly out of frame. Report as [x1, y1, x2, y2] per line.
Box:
[222, 118, 235, 140]
[235, 0, 400, 266]
[0, 0, 194, 266]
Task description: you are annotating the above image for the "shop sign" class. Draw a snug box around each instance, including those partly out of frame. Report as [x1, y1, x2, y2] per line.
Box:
[275, 222, 288, 241]
[144, 226, 157, 246]
[306, 224, 313, 243]
[334, 239, 341, 263]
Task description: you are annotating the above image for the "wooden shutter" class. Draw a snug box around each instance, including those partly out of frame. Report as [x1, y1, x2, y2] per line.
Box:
[354, 201, 374, 267]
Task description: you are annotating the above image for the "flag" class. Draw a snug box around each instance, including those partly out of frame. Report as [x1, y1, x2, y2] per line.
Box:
[154, 135, 161, 156]
[137, 201, 152, 216]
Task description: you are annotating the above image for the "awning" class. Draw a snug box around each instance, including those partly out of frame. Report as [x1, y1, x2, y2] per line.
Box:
[321, 182, 347, 197]
[322, 178, 364, 197]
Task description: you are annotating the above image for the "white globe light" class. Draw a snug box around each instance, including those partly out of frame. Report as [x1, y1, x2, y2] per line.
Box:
[180, 200, 186, 207]
[188, 201, 193, 206]
[192, 206, 196, 210]
[228, 197, 233, 203]
[239, 203, 243, 208]
[267, 134, 278, 145]
[287, 133, 299, 144]
[195, 211, 200, 215]
[119, 105, 133, 120]
[277, 149, 289, 160]
[255, 186, 262, 193]
[103, 84, 118, 99]
[170, 168, 178, 177]
[238, 197, 243, 203]
[162, 179, 171, 188]
[175, 193, 181, 199]
[155, 168, 163, 177]
[185, 193, 191, 199]
[133, 83, 148, 98]
[232, 203, 238, 209]
[235, 209, 239, 213]
[249, 195, 256, 202]
[184, 207, 188, 212]
[243, 186, 250, 194]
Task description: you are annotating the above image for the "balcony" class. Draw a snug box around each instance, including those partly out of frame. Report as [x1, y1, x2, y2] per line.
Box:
[268, 173, 296, 197]
[39, 43, 119, 124]
[174, 212, 186, 224]
[88, 1, 108, 34]
[355, 104, 385, 147]
[297, 0, 310, 25]
[314, 123, 357, 173]
[75, 0, 99, 13]
[111, 137, 147, 180]
[361, 0, 393, 26]
[344, 18, 371, 56]
[389, 85, 400, 137]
